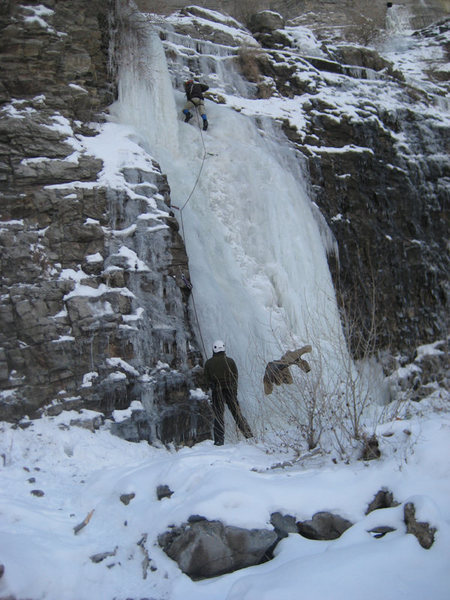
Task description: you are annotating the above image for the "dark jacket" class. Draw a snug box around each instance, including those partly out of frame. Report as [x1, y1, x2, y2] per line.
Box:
[204, 352, 238, 390]
[263, 345, 312, 395]
[185, 82, 209, 101]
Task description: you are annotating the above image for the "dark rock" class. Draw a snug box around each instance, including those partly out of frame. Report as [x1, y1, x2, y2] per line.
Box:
[256, 30, 292, 49]
[297, 511, 353, 540]
[302, 56, 345, 75]
[30, 489, 45, 497]
[366, 488, 400, 514]
[110, 371, 212, 446]
[404, 502, 436, 549]
[90, 548, 117, 563]
[270, 512, 298, 538]
[70, 415, 103, 432]
[333, 45, 395, 73]
[156, 485, 174, 500]
[158, 518, 278, 579]
[120, 493, 136, 505]
[248, 11, 284, 33]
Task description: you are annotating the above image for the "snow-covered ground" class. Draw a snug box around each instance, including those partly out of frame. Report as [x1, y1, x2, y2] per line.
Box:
[1, 404, 449, 599]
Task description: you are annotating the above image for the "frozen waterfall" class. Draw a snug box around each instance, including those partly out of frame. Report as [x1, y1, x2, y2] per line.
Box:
[112, 14, 351, 442]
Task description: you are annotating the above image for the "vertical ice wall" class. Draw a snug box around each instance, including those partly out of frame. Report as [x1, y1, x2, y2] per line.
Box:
[112, 11, 348, 439]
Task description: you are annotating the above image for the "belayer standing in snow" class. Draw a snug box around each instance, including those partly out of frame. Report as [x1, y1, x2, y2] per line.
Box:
[204, 340, 253, 445]
[183, 79, 209, 131]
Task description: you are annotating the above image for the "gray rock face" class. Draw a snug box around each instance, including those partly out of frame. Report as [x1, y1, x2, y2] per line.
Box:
[158, 517, 278, 579]
[256, 17, 450, 362]
[0, 1, 210, 446]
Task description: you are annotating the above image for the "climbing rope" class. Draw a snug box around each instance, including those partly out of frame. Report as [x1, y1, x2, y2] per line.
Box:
[173, 109, 209, 358]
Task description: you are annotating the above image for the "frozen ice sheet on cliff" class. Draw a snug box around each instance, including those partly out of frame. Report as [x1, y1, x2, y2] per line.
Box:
[284, 25, 327, 57]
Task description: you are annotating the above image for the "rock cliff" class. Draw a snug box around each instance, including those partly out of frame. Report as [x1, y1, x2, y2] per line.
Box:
[0, 0, 210, 443]
[137, 0, 450, 36]
[247, 12, 449, 360]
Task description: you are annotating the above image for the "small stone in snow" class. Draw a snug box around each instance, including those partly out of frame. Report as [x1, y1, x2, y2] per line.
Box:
[120, 492, 136, 505]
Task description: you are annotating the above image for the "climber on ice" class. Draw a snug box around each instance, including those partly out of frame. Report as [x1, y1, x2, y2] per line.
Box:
[183, 79, 209, 131]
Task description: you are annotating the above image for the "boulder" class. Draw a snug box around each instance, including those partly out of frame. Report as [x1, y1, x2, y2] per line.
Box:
[297, 511, 353, 540]
[270, 512, 298, 538]
[158, 517, 278, 579]
[256, 30, 292, 49]
[334, 45, 394, 72]
[120, 493, 135, 505]
[248, 11, 285, 33]
[156, 484, 174, 500]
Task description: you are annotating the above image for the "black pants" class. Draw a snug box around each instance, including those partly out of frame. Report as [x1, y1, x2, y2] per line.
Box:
[211, 385, 253, 445]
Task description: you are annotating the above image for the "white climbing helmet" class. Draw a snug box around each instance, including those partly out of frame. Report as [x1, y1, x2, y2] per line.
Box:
[213, 340, 225, 353]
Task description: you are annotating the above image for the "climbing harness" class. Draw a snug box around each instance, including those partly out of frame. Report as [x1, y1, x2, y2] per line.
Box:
[181, 273, 193, 290]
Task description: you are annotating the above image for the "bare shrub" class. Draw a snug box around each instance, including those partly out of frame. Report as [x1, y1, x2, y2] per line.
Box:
[237, 44, 264, 83]
[245, 273, 408, 459]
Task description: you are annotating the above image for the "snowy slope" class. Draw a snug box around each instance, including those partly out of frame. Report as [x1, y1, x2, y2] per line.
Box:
[1, 405, 450, 599]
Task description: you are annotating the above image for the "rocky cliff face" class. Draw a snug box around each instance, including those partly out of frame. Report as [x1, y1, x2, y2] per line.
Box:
[247, 13, 449, 360]
[137, 0, 450, 37]
[0, 0, 210, 442]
